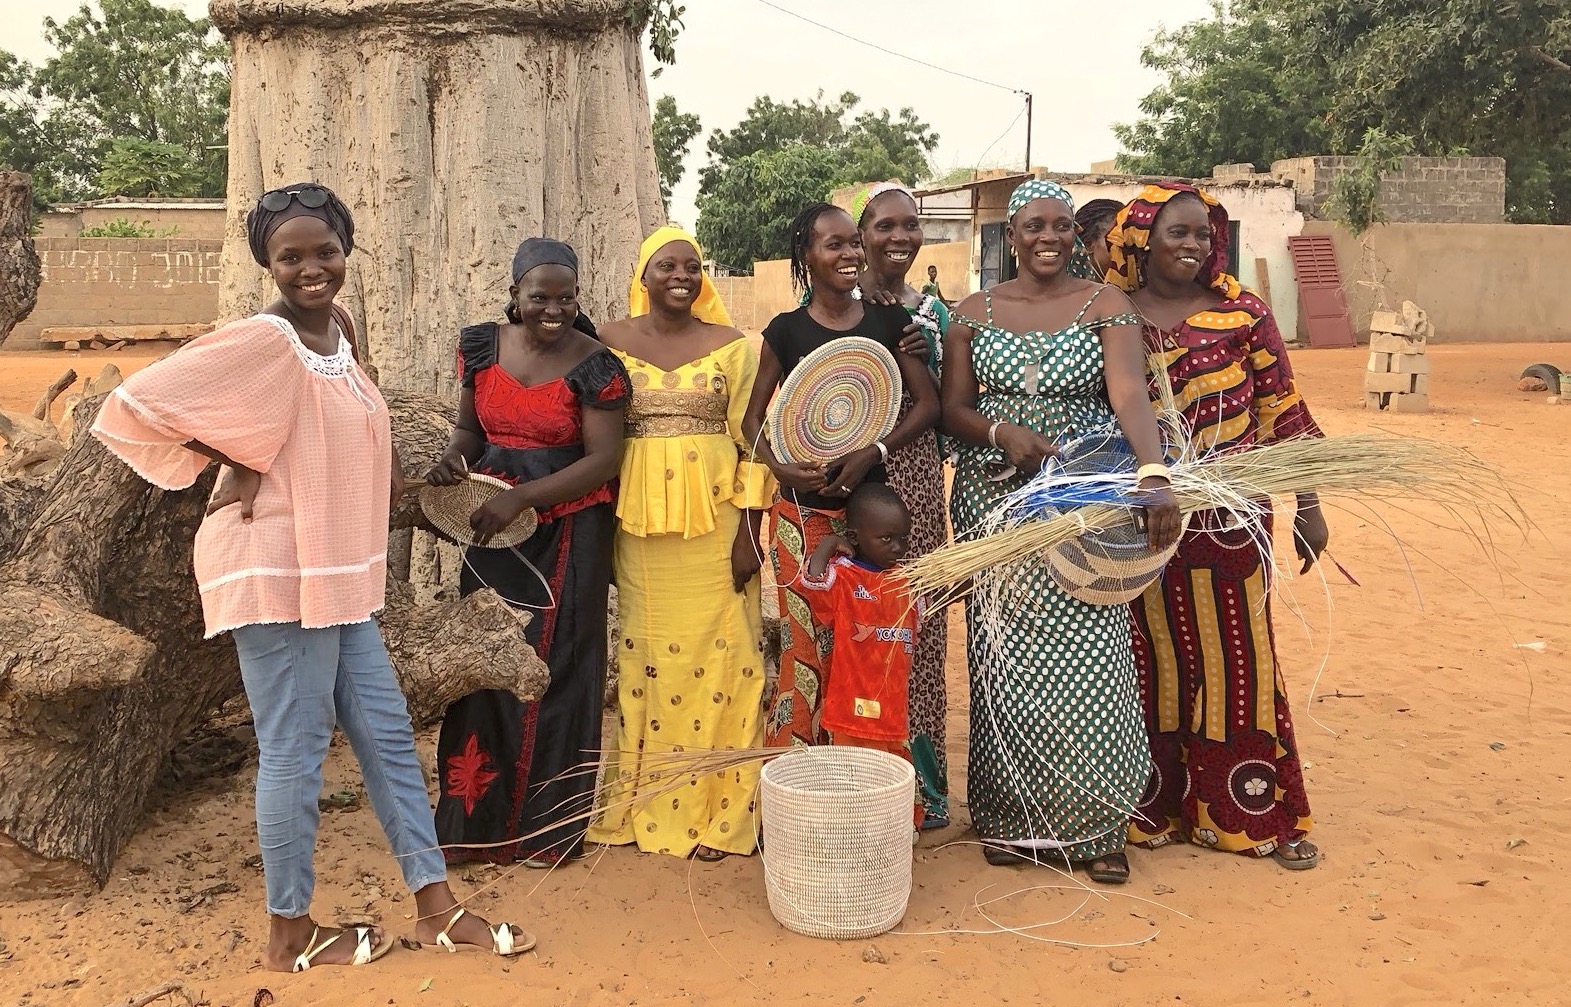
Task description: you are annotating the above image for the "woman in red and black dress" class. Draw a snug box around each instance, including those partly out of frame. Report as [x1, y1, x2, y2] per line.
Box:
[429, 239, 629, 867]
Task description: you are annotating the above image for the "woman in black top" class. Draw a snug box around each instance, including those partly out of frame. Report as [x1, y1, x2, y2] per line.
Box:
[741, 202, 941, 748]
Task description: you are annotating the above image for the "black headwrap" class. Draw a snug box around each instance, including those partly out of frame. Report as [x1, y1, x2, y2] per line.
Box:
[511, 237, 578, 281]
[245, 182, 355, 266]
[504, 237, 598, 338]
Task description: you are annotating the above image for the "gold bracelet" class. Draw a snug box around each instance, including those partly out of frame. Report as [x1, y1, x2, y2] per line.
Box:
[1135, 462, 1171, 483]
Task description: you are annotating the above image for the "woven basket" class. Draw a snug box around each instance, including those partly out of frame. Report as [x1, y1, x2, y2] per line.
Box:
[1041, 431, 1186, 605]
[759, 747, 915, 940]
[418, 472, 539, 549]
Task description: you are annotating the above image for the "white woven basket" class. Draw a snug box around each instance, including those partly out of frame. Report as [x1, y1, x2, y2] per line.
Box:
[759, 747, 915, 940]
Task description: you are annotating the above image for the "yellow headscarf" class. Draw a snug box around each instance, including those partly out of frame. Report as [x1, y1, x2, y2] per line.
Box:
[627, 226, 733, 326]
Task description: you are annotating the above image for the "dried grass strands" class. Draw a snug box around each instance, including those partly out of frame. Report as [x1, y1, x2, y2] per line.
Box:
[418, 746, 795, 858]
[901, 434, 1524, 598]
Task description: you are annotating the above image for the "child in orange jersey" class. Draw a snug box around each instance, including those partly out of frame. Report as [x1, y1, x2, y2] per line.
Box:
[800, 483, 925, 826]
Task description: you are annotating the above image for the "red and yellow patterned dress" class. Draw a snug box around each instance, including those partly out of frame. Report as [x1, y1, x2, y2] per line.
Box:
[1128, 288, 1322, 856]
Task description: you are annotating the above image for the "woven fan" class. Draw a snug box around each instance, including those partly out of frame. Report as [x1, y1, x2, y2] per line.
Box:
[419, 472, 539, 548]
[768, 336, 902, 465]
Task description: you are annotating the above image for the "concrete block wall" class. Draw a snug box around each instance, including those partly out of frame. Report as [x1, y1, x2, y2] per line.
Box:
[7, 237, 223, 348]
[709, 275, 756, 331]
[1302, 220, 1571, 342]
[1271, 156, 1506, 224]
[37, 204, 227, 240]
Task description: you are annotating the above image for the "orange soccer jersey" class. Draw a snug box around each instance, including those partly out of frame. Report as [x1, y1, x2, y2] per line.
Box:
[798, 557, 923, 743]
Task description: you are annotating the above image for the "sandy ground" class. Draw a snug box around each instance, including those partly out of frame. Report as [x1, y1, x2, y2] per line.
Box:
[2, 341, 1569, 1006]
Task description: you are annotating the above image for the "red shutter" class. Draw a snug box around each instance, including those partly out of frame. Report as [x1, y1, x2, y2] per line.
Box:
[1287, 235, 1356, 348]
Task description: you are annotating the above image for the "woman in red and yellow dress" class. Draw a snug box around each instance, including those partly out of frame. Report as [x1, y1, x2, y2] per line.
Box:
[1104, 182, 1327, 870]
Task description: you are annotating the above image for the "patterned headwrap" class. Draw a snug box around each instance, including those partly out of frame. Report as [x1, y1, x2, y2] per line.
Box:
[1007, 178, 1075, 219]
[1005, 178, 1100, 281]
[628, 226, 733, 326]
[850, 180, 915, 226]
[1105, 181, 1240, 298]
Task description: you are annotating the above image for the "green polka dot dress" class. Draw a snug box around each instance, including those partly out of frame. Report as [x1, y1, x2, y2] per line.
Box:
[950, 288, 1152, 862]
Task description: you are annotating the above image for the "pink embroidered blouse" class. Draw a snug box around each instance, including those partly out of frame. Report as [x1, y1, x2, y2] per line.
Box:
[92, 313, 391, 637]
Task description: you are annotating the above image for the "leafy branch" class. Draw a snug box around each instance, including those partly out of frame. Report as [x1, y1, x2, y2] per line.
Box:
[1324, 127, 1416, 235]
[625, 1, 685, 72]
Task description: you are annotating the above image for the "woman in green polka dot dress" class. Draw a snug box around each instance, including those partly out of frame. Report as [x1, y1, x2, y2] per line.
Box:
[942, 180, 1182, 884]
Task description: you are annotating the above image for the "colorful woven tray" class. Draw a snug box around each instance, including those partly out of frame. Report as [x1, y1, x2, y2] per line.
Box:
[767, 336, 902, 465]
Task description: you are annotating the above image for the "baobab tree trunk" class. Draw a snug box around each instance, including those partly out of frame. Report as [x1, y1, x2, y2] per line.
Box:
[0, 391, 550, 900]
[209, 0, 666, 395]
[0, 171, 41, 346]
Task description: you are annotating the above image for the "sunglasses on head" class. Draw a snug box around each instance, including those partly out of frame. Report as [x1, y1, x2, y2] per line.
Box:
[259, 186, 330, 212]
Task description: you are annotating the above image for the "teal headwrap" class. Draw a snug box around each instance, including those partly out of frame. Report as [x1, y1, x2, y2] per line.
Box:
[1008, 178, 1075, 219]
[1006, 179, 1099, 281]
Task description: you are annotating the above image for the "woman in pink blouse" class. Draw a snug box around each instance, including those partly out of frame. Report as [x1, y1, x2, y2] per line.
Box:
[92, 184, 530, 970]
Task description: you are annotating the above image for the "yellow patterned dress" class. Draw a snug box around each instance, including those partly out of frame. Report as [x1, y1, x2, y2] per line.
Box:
[587, 338, 776, 857]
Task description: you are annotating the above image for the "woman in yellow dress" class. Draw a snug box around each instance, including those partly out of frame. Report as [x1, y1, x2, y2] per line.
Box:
[587, 227, 775, 860]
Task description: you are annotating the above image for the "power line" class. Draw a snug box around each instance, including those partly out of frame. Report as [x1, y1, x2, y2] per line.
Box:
[750, 0, 1021, 95]
[972, 104, 1027, 173]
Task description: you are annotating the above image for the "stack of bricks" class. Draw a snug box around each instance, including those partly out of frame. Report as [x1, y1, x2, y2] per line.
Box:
[1364, 304, 1434, 413]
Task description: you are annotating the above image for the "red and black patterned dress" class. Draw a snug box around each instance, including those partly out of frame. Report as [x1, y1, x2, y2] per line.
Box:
[1129, 289, 1322, 857]
[434, 322, 629, 864]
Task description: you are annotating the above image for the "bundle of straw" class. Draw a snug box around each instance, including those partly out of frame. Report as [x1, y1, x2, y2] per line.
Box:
[901, 433, 1522, 599]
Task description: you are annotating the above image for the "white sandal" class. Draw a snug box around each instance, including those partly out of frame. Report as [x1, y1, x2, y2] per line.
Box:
[427, 907, 536, 957]
[292, 925, 391, 971]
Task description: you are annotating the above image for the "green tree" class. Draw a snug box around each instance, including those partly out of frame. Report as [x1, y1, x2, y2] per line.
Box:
[1114, 0, 1330, 178]
[1117, 0, 1571, 222]
[79, 216, 177, 238]
[695, 144, 840, 271]
[0, 51, 56, 213]
[697, 91, 861, 196]
[624, 1, 685, 70]
[1324, 128, 1419, 235]
[651, 94, 700, 215]
[694, 91, 939, 267]
[23, 0, 229, 200]
[1285, 0, 1571, 222]
[95, 136, 204, 197]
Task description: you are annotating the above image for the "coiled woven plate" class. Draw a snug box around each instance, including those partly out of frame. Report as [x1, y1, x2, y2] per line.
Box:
[1042, 432, 1188, 606]
[419, 472, 539, 549]
[767, 336, 902, 465]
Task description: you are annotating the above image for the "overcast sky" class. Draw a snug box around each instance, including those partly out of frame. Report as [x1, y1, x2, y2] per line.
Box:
[3, 0, 1218, 226]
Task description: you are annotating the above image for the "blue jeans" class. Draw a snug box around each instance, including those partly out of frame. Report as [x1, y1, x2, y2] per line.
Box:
[233, 619, 447, 918]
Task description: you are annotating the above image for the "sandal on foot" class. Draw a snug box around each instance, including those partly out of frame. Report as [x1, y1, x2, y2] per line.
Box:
[1084, 852, 1131, 885]
[983, 842, 1065, 867]
[983, 842, 1027, 866]
[293, 925, 392, 971]
[1271, 839, 1320, 871]
[693, 845, 731, 863]
[426, 908, 536, 957]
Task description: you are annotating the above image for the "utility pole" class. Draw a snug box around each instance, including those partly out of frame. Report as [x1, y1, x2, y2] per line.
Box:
[1021, 91, 1033, 173]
